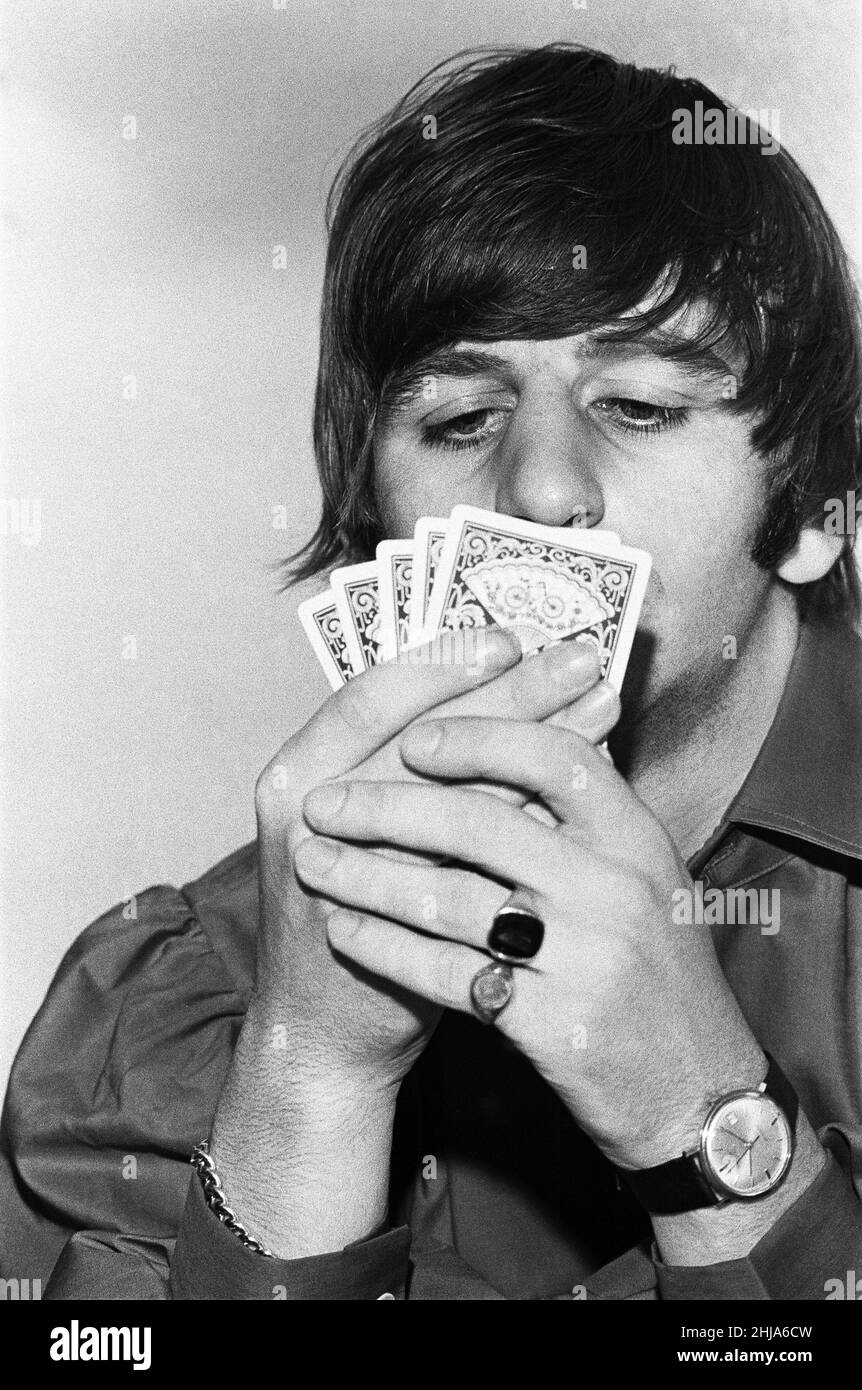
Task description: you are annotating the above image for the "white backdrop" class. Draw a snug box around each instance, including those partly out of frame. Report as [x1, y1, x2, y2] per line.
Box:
[2, 0, 860, 1091]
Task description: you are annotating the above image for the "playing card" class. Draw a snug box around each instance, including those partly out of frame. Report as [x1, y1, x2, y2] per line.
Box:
[408, 517, 447, 646]
[297, 589, 359, 689]
[422, 506, 650, 691]
[331, 560, 385, 673]
[376, 540, 414, 661]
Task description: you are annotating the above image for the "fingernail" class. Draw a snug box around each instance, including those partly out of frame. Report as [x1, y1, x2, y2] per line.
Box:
[295, 838, 340, 874]
[589, 680, 620, 710]
[470, 625, 522, 668]
[487, 624, 522, 653]
[545, 639, 600, 680]
[304, 782, 348, 820]
[403, 721, 443, 759]
[569, 639, 601, 668]
[458, 625, 521, 669]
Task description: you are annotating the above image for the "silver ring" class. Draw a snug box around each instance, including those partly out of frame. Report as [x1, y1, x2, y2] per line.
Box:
[470, 961, 514, 1025]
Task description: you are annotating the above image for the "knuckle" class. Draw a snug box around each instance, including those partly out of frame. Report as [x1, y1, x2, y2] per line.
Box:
[419, 890, 440, 925]
[525, 723, 584, 780]
[446, 874, 502, 927]
[253, 767, 270, 811]
[435, 626, 489, 673]
[255, 747, 305, 827]
[434, 944, 466, 1003]
[331, 674, 378, 734]
[406, 626, 510, 677]
[479, 676, 525, 719]
[549, 711, 590, 743]
[553, 725, 595, 772]
[436, 879, 463, 924]
[255, 763, 286, 817]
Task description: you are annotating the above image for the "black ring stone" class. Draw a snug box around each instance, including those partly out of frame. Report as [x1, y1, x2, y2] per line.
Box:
[488, 908, 544, 962]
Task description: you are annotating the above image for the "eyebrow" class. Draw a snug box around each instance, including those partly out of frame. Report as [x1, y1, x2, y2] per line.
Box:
[380, 348, 516, 415]
[379, 330, 736, 417]
[584, 328, 737, 378]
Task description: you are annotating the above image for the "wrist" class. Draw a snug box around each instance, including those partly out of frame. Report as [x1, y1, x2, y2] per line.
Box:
[241, 990, 405, 1112]
[651, 1109, 827, 1266]
[613, 1036, 767, 1171]
[209, 1089, 396, 1259]
[208, 1006, 399, 1259]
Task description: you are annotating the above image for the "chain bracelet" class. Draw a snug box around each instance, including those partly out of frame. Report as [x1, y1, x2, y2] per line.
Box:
[190, 1139, 275, 1258]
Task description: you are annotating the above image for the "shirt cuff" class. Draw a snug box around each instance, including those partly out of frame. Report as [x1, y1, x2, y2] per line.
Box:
[170, 1172, 411, 1300]
[655, 1141, 861, 1300]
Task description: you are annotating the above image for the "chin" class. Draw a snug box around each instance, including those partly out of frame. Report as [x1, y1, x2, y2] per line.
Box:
[613, 619, 725, 745]
[616, 624, 660, 726]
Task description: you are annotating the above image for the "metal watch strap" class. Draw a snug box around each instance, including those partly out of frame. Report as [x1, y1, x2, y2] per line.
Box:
[190, 1139, 275, 1257]
[618, 1053, 798, 1215]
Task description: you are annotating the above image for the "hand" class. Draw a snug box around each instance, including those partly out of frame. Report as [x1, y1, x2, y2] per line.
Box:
[252, 633, 617, 1089]
[297, 714, 766, 1171]
[208, 632, 619, 1256]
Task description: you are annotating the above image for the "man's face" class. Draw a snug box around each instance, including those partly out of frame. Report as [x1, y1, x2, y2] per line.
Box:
[372, 309, 779, 725]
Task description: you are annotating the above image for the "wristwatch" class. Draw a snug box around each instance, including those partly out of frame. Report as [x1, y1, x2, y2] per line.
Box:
[619, 1053, 798, 1214]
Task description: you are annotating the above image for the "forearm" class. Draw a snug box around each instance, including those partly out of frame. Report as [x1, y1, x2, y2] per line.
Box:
[208, 999, 398, 1259]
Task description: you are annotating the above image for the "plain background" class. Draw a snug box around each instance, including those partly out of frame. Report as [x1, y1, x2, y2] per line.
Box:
[1, 0, 860, 1093]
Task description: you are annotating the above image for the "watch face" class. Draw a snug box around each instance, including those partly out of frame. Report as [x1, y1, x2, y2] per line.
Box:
[700, 1091, 793, 1198]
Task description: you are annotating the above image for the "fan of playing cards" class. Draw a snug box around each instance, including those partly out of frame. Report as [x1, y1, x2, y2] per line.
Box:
[299, 506, 652, 693]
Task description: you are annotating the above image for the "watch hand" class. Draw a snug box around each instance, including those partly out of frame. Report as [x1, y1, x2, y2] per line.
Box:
[729, 1134, 763, 1176]
[718, 1127, 747, 1145]
[728, 1138, 757, 1171]
[746, 1134, 761, 1176]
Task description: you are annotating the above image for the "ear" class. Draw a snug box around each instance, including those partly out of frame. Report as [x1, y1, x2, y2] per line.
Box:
[776, 525, 845, 585]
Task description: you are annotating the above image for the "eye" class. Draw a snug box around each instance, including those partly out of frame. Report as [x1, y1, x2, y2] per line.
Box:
[422, 408, 507, 452]
[593, 398, 690, 436]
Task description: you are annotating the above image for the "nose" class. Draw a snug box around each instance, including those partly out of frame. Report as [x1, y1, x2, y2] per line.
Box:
[494, 400, 605, 530]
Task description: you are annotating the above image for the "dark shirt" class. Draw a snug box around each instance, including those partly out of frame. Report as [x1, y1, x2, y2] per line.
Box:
[1, 615, 861, 1299]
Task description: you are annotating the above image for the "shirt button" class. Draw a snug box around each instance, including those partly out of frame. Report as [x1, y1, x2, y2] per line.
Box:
[377, 1292, 395, 1300]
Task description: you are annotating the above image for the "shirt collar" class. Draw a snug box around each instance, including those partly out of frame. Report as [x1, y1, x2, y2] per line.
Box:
[726, 616, 862, 861]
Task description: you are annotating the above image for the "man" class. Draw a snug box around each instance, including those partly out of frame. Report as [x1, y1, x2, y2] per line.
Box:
[2, 43, 860, 1300]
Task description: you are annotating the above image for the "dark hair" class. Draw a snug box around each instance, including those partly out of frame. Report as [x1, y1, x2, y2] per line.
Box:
[285, 43, 862, 622]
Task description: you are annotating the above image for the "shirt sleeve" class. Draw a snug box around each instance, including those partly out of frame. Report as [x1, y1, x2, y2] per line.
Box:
[169, 1177, 410, 1300]
[0, 882, 409, 1300]
[0, 883, 228, 1291]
